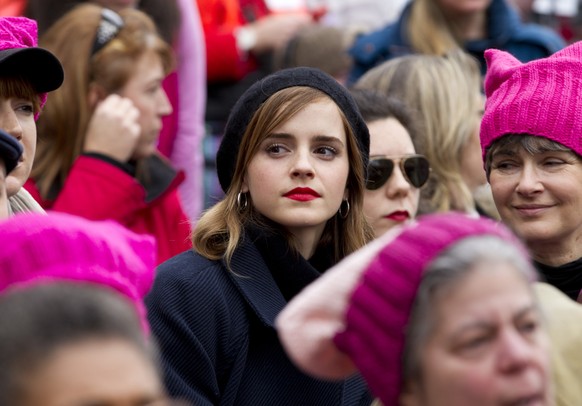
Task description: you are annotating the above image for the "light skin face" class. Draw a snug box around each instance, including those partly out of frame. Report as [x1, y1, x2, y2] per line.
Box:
[242, 99, 349, 259]
[402, 263, 553, 406]
[489, 145, 582, 266]
[0, 96, 36, 197]
[21, 338, 168, 406]
[117, 50, 172, 161]
[363, 117, 419, 238]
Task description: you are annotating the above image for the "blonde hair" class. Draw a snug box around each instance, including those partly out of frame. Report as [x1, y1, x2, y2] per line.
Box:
[194, 86, 373, 269]
[355, 51, 482, 213]
[408, 0, 464, 56]
[32, 4, 174, 199]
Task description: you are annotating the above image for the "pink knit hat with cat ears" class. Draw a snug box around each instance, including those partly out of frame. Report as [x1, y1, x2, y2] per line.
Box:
[0, 212, 156, 333]
[480, 41, 582, 160]
[0, 17, 64, 119]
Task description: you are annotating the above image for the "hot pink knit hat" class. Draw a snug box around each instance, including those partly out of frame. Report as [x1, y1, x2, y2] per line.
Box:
[0, 212, 156, 332]
[0, 17, 64, 118]
[480, 41, 582, 159]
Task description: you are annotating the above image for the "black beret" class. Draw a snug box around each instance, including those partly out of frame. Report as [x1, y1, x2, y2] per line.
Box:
[0, 129, 23, 174]
[216, 67, 370, 193]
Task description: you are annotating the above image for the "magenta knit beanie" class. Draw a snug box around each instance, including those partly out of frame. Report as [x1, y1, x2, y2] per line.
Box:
[333, 212, 525, 405]
[480, 41, 582, 160]
[0, 212, 156, 332]
[0, 17, 64, 119]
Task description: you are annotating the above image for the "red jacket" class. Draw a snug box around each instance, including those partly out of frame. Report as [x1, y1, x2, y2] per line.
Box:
[197, 0, 270, 82]
[25, 155, 192, 264]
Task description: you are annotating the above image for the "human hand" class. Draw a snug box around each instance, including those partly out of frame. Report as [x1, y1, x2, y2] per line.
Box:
[249, 13, 313, 54]
[83, 94, 141, 163]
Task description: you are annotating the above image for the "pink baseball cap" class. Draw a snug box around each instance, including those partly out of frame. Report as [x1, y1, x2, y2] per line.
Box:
[0, 16, 63, 109]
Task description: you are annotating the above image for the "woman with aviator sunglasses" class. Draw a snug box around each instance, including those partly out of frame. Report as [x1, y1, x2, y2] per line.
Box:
[351, 89, 430, 238]
[355, 50, 499, 219]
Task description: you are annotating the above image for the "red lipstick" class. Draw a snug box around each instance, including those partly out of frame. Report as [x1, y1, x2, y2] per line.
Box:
[283, 187, 321, 202]
[385, 210, 410, 222]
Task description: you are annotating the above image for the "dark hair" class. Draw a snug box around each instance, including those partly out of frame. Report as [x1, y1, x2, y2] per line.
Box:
[0, 75, 41, 114]
[349, 88, 420, 152]
[0, 283, 152, 404]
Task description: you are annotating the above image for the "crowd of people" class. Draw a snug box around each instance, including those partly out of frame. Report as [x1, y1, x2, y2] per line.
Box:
[1, 0, 582, 405]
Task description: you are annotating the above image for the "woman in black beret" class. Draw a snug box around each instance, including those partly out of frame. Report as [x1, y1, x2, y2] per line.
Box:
[146, 67, 373, 405]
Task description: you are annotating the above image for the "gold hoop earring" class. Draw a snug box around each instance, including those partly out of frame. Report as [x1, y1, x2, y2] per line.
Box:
[237, 192, 248, 211]
[338, 199, 350, 219]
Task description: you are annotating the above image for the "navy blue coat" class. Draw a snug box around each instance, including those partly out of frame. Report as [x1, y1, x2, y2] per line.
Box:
[146, 237, 372, 405]
[348, 0, 566, 84]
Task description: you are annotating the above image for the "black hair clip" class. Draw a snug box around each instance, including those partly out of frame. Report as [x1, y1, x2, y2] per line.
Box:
[90, 8, 124, 57]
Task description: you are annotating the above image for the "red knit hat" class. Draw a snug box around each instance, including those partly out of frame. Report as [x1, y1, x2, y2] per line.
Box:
[0, 212, 156, 332]
[480, 41, 582, 160]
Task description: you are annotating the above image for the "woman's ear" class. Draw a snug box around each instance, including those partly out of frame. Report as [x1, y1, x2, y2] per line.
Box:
[240, 175, 249, 193]
[87, 83, 108, 109]
[343, 188, 349, 201]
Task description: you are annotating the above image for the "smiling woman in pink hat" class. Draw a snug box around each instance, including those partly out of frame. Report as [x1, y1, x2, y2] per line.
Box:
[480, 41, 582, 302]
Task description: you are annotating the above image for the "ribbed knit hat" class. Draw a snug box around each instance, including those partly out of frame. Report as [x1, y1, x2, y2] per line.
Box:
[216, 67, 370, 193]
[0, 212, 156, 332]
[480, 42, 582, 159]
[0, 17, 64, 119]
[277, 212, 526, 406]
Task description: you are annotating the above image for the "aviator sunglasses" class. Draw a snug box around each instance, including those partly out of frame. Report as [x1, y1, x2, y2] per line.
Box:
[366, 154, 431, 190]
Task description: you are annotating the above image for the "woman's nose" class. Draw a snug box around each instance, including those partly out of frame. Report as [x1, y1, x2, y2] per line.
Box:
[515, 163, 543, 196]
[386, 165, 412, 197]
[291, 150, 315, 179]
[0, 105, 23, 141]
[497, 330, 538, 374]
